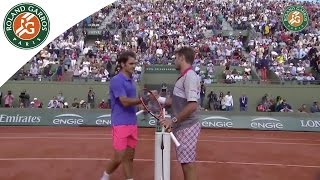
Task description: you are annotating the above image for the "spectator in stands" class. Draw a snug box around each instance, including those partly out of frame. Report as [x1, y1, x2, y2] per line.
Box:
[277, 99, 293, 112]
[56, 92, 65, 104]
[71, 98, 80, 108]
[81, 69, 89, 81]
[72, 64, 81, 81]
[203, 75, 213, 84]
[135, 63, 142, 82]
[79, 100, 87, 108]
[63, 102, 69, 108]
[274, 96, 283, 111]
[3, 90, 14, 108]
[206, 63, 214, 77]
[30, 98, 43, 108]
[30, 63, 39, 81]
[56, 62, 63, 81]
[87, 88, 95, 109]
[298, 104, 308, 113]
[30, 101, 36, 108]
[218, 92, 226, 111]
[234, 72, 243, 82]
[296, 62, 306, 75]
[70, 51, 78, 70]
[224, 91, 234, 111]
[43, 64, 54, 80]
[19, 102, 25, 108]
[48, 97, 60, 108]
[310, 101, 320, 113]
[200, 82, 206, 108]
[257, 93, 275, 112]
[19, 90, 30, 108]
[63, 55, 71, 70]
[99, 100, 108, 109]
[259, 56, 269, 81]
[225, 70, 235, 84]
[305, 73, 316, 81]
[95, 67, 110, 82]
[207, 91, 217, 111]
[239, 94, 248, 112]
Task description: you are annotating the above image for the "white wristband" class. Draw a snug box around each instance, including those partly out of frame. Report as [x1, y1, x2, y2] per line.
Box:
[157, 97, 166, 104]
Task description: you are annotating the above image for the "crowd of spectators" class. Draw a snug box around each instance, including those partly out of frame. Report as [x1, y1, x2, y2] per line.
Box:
[10, 0, 320, 85]
[81, 0, 251, 84]
[82, 6, 114, 29]
[2, 88, 319, 113]
[70, 0, 320, 84]
[11, 6, 116, 82]
[231, 0, 320, 82]
[4, 0, 320, 112]
[256, 93, 320, 113]
[0, 88, 110, 109]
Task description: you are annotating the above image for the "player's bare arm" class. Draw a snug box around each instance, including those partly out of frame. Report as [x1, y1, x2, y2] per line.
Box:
[118, 96, 141, 107]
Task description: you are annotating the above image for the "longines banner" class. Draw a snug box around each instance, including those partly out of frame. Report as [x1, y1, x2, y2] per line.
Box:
[0, 109, 319, 132]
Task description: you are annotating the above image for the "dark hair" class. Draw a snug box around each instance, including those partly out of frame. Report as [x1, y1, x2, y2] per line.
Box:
[117, 51, 136, 66]
[174, 46, 195, 64]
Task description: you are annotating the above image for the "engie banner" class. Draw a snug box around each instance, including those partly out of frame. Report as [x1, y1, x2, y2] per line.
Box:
[0, 0, 115, 87]
[0, 109, 319, 132]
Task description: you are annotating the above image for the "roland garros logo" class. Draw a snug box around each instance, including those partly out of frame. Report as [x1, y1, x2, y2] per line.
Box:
[3, 3, 50, 50]
[282, 5, 309, 32]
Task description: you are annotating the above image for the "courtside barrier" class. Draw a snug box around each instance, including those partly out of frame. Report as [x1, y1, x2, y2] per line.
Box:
[0, 109, 319, 132]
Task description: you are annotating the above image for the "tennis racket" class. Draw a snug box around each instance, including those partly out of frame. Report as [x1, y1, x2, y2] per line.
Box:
[139, 88, 180, 147]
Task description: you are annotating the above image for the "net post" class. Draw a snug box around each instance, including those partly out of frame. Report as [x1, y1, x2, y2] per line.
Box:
[163, 134, 171, 179]
[154, 108, 171, 180]
[163, 108, 171, 180]
[154, 131, 162, 180]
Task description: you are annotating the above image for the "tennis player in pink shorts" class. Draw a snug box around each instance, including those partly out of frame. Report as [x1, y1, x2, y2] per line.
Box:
[100, 51, 142, 180]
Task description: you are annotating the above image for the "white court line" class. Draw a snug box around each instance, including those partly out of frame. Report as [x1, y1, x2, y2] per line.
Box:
[0, 132, 111, 136]
[2, 126, 318, 136]
[0, 157, 318, 169]
[0, 136, 320, 146]
[0, 132, 319, 142]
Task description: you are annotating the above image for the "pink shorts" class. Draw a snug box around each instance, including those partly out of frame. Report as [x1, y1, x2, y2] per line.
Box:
[112, 125, 138, 151]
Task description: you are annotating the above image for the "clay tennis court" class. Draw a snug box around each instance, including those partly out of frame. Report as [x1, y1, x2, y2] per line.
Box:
[0, 126, 319, 180]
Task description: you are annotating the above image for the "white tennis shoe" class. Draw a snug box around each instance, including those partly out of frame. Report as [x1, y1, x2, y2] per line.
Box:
[100, 171, 109, 180]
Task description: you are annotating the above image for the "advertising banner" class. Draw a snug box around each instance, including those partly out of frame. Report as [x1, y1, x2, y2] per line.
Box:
[0, 109, 319, 132]
[144, 65, 178, 74]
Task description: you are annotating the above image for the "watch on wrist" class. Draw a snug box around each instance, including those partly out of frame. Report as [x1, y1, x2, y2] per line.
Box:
[172, 117, 178, 123]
